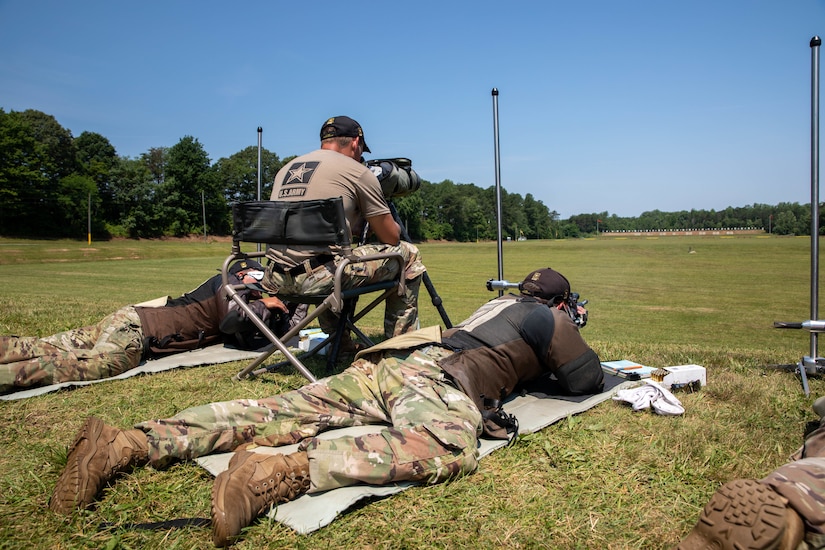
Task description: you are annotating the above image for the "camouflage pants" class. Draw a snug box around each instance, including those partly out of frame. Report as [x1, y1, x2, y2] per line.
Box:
[761, 422, 825, 548]
[136, 346, 483, 493]
[0, 306, 143, 392]
[263, 241, 427, 339]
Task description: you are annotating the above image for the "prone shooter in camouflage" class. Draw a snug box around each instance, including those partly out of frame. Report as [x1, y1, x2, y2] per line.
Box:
[0, 260, 287, 394]
[48, 268, 604, 547]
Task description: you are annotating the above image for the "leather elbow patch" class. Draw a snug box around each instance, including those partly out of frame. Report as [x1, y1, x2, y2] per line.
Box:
[555, 348, 604, 395]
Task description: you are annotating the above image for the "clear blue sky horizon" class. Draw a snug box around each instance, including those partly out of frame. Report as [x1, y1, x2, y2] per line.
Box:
[1, 1, 823, 219]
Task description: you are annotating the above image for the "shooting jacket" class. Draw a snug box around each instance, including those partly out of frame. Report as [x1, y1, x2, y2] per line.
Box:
[438, 295, 603, 439]
[135, 274, 229, 357]
[357, 294, 604, 440]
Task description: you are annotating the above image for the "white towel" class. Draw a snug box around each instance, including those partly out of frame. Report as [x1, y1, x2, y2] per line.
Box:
[612, 379, 685, 416]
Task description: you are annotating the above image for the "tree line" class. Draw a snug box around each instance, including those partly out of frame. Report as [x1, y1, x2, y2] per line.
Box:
[0, 108, 818, 241]
[568, 203, 818, 237]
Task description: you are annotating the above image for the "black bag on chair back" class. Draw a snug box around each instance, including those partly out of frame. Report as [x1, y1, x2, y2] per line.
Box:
[232, 199, 349, 246]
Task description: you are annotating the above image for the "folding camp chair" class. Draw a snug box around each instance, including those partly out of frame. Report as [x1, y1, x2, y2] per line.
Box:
[221, 198, 405, 383]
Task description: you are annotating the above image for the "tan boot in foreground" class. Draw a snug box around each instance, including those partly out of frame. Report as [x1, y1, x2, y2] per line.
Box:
[676, 479, 804, 550]
[211, 450, 310, 547]
[48, 416, 149, 515]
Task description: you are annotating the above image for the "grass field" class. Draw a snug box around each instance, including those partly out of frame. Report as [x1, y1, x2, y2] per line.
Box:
[0, 235, 823, 549]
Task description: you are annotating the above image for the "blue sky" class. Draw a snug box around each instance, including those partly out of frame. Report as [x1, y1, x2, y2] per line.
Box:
[1, 1, 823, 218]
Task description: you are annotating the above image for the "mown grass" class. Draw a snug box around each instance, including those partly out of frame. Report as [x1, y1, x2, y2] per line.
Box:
[0, 235, 823, 549]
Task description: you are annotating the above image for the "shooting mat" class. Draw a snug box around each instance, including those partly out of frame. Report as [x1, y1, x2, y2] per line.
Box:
[2, 342, 634, 534]
[0, 344, 263, 401]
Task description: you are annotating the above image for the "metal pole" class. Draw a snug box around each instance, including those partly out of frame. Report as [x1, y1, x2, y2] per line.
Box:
[202, 190, 207, 241]
[257, 127, 263, 201]
[492, 88, 504, 295]
[810, 36, 821, 364]
[257, 126, 263, 252]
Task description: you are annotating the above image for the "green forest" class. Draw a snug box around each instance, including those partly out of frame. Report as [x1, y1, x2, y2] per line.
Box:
[0, 108, 818, 241]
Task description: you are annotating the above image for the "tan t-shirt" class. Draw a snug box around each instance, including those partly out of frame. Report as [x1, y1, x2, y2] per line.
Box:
[267, 149, 391, 267]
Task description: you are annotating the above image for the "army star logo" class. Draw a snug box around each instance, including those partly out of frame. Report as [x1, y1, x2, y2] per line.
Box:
[285, 161, 319, 185]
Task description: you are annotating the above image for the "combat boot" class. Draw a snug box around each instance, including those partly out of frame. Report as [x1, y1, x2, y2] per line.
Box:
[48, 416, 149, 514]
[211, 450, 310, 547]
[676, 479, 804, 550]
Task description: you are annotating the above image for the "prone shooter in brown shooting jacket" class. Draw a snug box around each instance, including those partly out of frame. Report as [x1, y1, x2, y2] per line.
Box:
[0, 260, 290, 394]
[349, 266, 604, 441]
[136, 259, 289, 357]
[438, 288, 603, 439]
[433, 266, 602, 439]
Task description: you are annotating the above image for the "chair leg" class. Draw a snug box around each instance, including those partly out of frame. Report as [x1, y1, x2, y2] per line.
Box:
[347, 322, 375, 348]
[326, 299, 357, 372]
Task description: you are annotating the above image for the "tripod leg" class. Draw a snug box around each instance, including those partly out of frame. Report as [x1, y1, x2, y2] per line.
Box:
[800, 358, 812, 397]
[421, 272, 452, 328]
[389, 202, 453, 328]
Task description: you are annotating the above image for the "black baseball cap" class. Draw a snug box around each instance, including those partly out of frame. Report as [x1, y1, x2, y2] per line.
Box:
[520, 268, 571, 302]
[320, 116, 371, 153]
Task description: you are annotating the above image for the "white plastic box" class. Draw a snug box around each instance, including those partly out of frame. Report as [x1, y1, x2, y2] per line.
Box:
[298, 328, 328, 355]
[662, 364, 706, 387]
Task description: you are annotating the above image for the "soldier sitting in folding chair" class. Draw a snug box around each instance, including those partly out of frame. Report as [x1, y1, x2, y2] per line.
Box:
[262, 116, 426, 351]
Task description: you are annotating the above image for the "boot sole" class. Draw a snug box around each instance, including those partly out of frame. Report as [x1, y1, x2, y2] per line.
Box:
[677, 479, 787, 550]
[49, 416, 104, 514]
